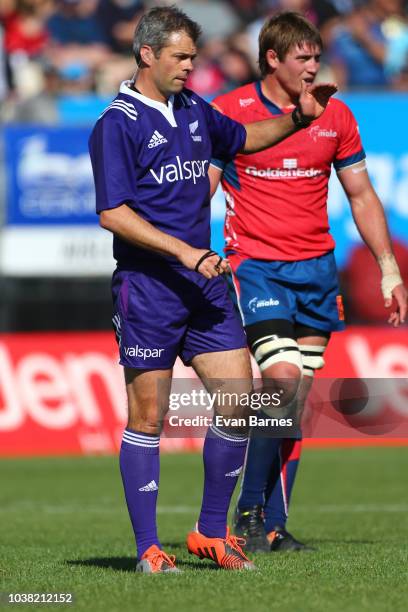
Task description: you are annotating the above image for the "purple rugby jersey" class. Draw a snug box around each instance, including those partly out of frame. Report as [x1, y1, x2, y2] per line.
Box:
[89, 81, 246, 266]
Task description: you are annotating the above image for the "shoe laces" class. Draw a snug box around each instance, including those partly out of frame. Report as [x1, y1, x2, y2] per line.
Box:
[150, 549, 177, 571]
[225, 532, 250, 561]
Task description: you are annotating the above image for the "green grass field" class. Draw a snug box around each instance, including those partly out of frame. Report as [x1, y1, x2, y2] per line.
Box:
[1, 448, 408, 612]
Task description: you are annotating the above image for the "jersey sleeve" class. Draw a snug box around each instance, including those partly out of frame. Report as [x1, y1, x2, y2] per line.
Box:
[207, 95, 237, 171]
[333, 103, 366, 172]
[200, 98, 246, 162]
[89, 114, 138, 214]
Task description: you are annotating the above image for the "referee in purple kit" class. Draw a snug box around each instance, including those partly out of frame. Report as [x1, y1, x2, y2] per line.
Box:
[89, 5, 337, 573]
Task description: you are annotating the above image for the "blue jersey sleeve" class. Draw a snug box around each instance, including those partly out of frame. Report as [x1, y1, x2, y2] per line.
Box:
[333, 102, 366, 172]
[89, 113, 139, 214]
[200, 99, 246, 161]
[210, 157, 227, 171]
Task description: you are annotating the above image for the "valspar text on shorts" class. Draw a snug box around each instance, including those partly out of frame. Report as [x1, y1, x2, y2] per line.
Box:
[123, 346, 164, 359]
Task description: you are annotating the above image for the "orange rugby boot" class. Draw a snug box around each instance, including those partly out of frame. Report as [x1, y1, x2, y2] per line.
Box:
[186, 527, 255, 570]
[136, 545, 181, 573]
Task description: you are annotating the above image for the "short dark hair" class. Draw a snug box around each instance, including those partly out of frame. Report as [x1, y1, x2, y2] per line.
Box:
[258, 12, 322, 78]
[133, 5, 202, 64]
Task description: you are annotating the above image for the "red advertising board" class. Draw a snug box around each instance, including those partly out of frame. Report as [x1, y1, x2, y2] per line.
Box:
[0, 328, 407, 456]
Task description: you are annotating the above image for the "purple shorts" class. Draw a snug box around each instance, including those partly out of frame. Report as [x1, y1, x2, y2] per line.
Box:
[111, 261, 247, 369]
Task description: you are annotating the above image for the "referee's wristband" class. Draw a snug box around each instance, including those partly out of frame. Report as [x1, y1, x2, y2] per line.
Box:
[292, 106, 312, 129]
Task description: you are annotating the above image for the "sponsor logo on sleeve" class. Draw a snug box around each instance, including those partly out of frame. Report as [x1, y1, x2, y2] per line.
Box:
[239, 98, 255, 107]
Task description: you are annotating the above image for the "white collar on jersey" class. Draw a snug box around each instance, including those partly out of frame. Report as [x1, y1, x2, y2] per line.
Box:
[120, 81, 177, 127]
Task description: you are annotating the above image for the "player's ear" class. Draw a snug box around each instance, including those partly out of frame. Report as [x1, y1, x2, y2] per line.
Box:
[140, 45, 154, 66]
[265, 49, 279, 71]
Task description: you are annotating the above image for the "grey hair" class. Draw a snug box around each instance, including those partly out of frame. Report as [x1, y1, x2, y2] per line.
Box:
[133, 5, 202, 64]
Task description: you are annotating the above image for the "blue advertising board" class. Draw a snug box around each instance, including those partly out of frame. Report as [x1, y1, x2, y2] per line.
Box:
[4, 125, 95, 226]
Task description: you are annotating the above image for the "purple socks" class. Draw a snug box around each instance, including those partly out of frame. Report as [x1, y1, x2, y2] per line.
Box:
[120, 424, 249, 552]
[198, 424, 248, 538]
[119, 429, 161, 558]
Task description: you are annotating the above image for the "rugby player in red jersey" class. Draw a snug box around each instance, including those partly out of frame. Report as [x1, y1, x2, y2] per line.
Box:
[209, 12, 407, 552]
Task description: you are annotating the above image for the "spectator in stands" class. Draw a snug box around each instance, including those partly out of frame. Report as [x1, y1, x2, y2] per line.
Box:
[329, 0, 406, 88]
[217, 45, 258, 90]
[383, 12, 408, 89]
[2, 0, 52, 58]
[1, 0, 53, 97]
[184, 37, 257, 100]
[177, 0, 241, 41]
[228, 0, 266, 22]
[46, 0, 111, 71]
[96, 0, 143, 54]
[0, 25, 9, 104]
[185, 54, 227, 100]
[8, 60, 59, 121]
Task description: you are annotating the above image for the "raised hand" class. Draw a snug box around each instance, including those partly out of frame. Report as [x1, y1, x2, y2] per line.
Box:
[298, 80, 338, 121]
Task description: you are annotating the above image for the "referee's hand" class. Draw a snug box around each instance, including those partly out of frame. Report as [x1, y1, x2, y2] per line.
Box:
[180, 247, 230, 278]
[298, 80, 338, 121]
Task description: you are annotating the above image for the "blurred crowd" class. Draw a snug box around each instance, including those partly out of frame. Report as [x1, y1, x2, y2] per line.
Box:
[1, 0, 408, 122]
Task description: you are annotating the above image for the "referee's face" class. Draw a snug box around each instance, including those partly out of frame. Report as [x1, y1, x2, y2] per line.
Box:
[151, 30, 197, 99]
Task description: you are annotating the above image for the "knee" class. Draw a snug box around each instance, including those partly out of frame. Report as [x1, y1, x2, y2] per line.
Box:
[267, 361, 302, 382]
[127, 413, 162, 435]
[262, 362, 302, 404]
[127, 394, 167, 435]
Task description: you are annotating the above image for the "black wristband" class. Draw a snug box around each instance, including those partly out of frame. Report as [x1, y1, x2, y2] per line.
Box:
[194, 250, 217, 272]
[214, 255, 223, 271]
[292, 106, 312, 129]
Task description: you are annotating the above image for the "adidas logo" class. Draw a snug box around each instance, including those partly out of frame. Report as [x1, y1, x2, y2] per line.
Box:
[148, 130, 168, 148]
[225, 466, 243, 477]
[138, 480, 159, 492]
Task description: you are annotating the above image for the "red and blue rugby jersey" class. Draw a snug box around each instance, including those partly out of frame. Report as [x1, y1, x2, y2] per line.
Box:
[89, 81, 246, 266]
[212, 82, 365, 261]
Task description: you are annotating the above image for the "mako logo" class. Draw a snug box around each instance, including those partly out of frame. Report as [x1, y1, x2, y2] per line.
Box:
[239, 98, 255, 107]
[308, 125, 337, 142]
[149, 156, 208, 185]
[248, 297, 280, 313]
[245, 165, 322, 179]
[123, 345, 164, 359]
